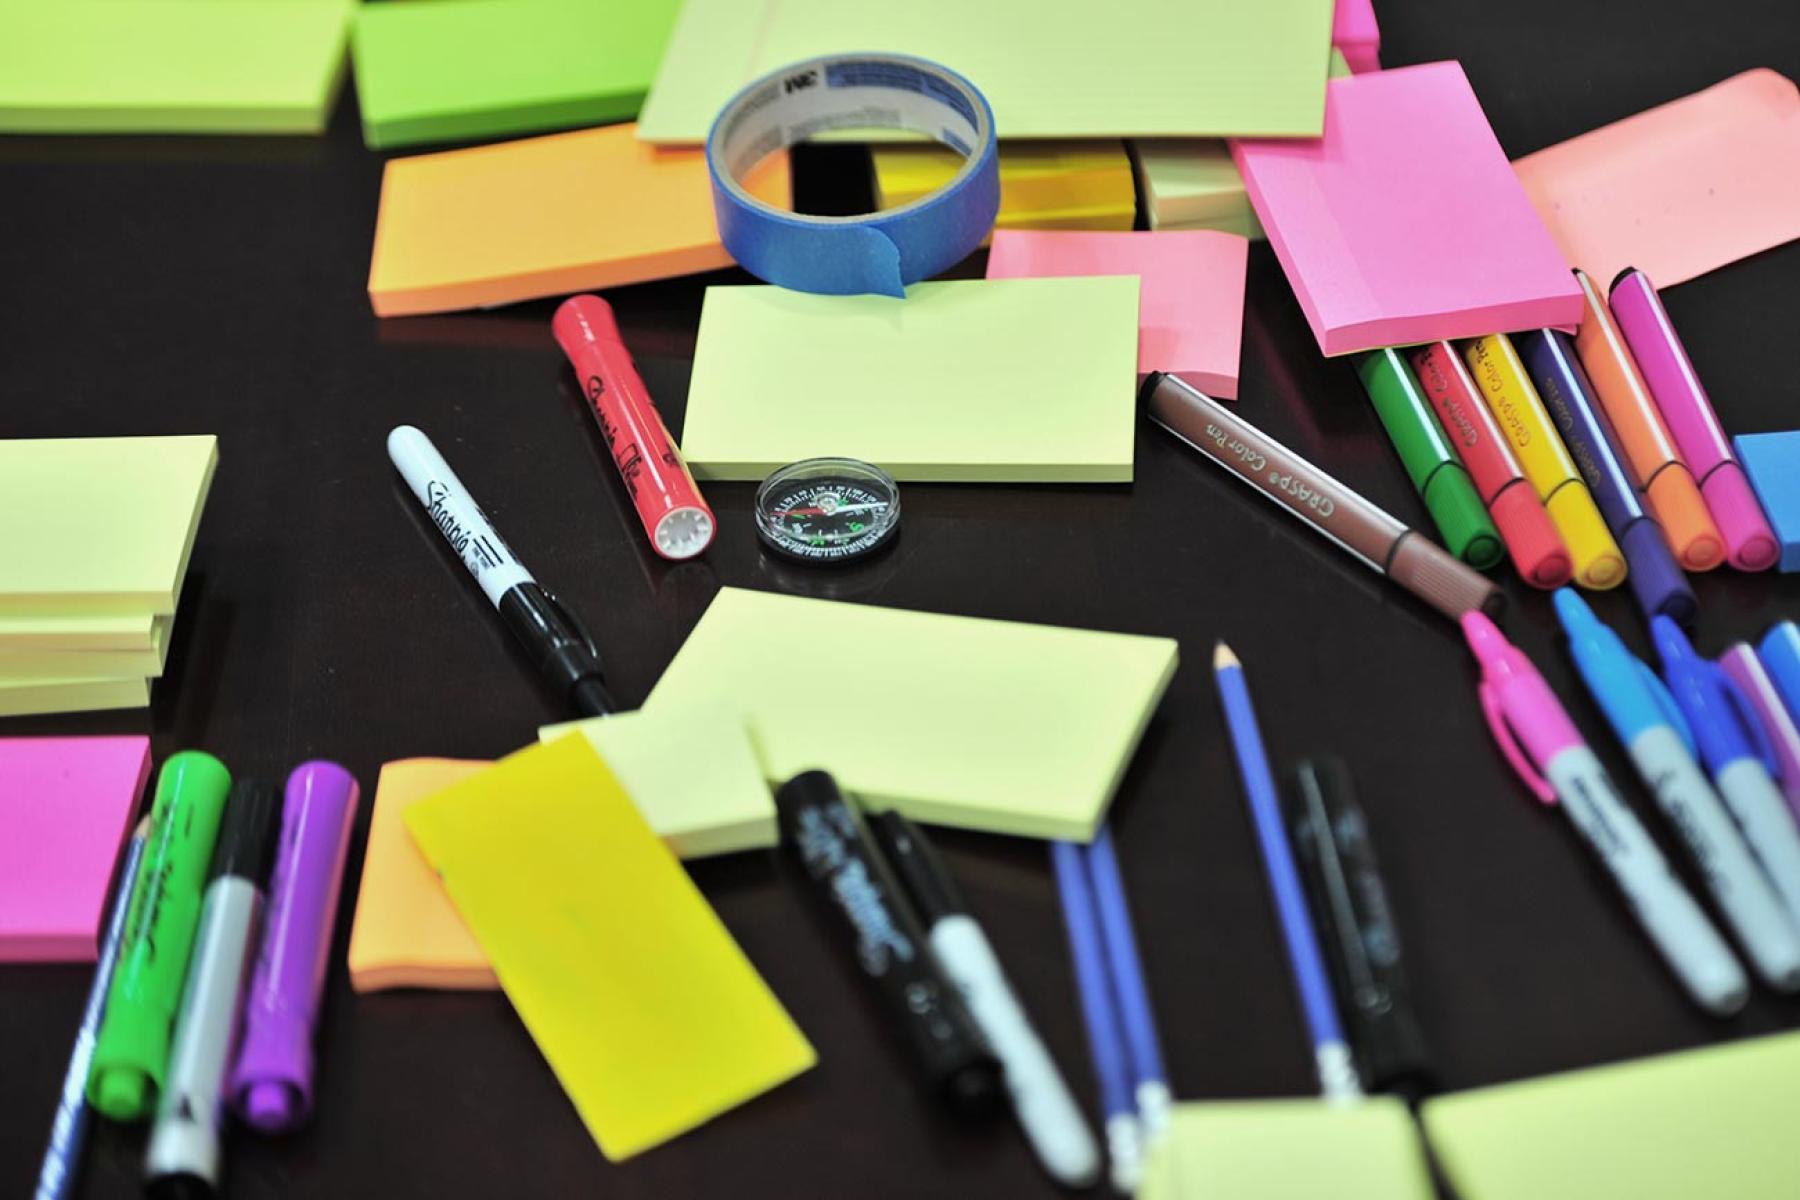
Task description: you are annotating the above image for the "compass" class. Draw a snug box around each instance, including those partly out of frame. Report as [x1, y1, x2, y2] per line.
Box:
[754, 458, 901, 563]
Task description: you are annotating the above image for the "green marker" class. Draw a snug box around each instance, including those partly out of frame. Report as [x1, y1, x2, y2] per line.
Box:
[86, 751, 231, 1121]
[1355, 349, 1503, 569]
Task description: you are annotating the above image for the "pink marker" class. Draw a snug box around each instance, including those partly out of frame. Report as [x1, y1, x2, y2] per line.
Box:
[1608, 268, 1779, 571]
[1462, 612, 1746, 1013]
[1719, 644, 1800, 820]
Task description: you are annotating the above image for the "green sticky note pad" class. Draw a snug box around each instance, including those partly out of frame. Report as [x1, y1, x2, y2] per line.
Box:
[1422, 1032, 1800, 1200]
[681, 278, 1140, 483]
[1142, 1099, 1435, 1200]
[351, 0, 681, 150]
[0, 1, 352, 134]
[645, 588, 1178, 840]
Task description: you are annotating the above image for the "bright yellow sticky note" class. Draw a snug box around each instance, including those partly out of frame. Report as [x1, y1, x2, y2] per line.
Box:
[1421, 1032, 1800, 1200]
[873, 140, 1135, 237]
[403, 736, 815, 1160]
[681, 278, 1140, 483]
[0, 437, 217, 618]
[1142, 1099, 1435, 1200]
[645, 588, 1179, 840]
[539, 705, 775, 858]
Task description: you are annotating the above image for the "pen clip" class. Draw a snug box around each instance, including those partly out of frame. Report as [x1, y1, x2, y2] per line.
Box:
[1636, 660, 1697, 756]
[1717, 665, 1782, 780]
[1477, 681, 1556, 805]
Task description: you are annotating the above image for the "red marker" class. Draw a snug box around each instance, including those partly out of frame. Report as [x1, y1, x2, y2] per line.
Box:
[553, 295, 715, 560]
[1410, 342, 1572, 588]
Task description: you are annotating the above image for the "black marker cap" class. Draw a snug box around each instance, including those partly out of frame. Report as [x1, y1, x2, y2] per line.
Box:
[867, 810, 967, 925]
[207, 780, 281, 888]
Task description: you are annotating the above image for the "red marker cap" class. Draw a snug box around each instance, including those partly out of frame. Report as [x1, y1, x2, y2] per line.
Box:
[1489, 483, 1573, 588]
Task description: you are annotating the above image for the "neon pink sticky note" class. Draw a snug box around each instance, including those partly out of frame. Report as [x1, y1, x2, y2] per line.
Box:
[985, 229, 1248, 398]
[1513, 70, 1800, 289]
[0, 736, 149, 961]
[1332, 0, 1380, 73]
[1232, 62, 1581, 358]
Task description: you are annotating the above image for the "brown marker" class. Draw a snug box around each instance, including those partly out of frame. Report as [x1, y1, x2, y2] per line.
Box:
[1141, 373, 1503, 623]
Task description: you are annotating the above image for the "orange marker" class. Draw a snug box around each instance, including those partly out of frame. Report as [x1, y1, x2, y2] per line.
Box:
[1570, 269, 1725, 571]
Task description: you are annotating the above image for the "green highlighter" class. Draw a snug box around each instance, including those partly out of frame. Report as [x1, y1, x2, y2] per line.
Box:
[1355, 349, 1503, 569]
[86, 751, 231, 1121]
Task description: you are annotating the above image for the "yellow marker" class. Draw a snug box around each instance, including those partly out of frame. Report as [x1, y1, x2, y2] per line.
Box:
[1462, 335, 1626, 589]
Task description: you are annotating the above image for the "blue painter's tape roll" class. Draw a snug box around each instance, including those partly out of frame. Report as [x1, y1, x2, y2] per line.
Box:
[707, 54, 1000, 298]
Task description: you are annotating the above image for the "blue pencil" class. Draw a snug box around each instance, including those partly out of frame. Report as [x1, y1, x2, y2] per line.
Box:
[1051, 840, 1139, 1194]
[1214, 642, 1363, 1102]
[35, 818, 150, 1200]
[1082, 827, 1170, 1145]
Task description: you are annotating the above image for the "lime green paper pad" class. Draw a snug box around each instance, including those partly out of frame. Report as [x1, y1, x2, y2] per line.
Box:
[636, 0, 1335, 143]
[0, 630, 168, 680]
[645, 588, 1179, 840]
[1422, 1032, 1800, 1200]
[0, 437, 216, 618]
[681, 278, 1139, 483]
[0, 2, 351, 135]
[0, 676, 148, 719]
[0, 613, 167, 654]
[351, 0, 680, 150]
[1142, 1099, 1435, 1200]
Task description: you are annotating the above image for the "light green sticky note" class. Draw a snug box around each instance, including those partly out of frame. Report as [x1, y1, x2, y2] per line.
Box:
[1142, 1099, 1435, 1200]
[538, 704, 777, 858]
[681, 278, 1139, 483]
[0, 437, 217, 618]
[0, 1, 352, 134]
[0, 625, 169, 680]
[1422, 1032, 1800, 1200]
[0, 613, 166, 653]
[644, 588, 1179, 840]
[0, 676, 149, 719]
[636, 0, 1336, 143]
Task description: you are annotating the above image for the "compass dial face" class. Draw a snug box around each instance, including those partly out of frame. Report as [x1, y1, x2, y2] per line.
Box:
[754, 459, 900, 563]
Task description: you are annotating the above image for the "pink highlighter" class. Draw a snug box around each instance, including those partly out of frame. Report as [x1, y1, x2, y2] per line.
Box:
[1608, 268, 1779, 571]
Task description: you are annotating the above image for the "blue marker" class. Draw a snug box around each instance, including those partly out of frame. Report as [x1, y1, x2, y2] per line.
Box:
[1762, 622, 1800, 725]
[1556, 593, 1800, 989]
[1082, 829, 1170, 1147]
[1519, 330, 1696, 626]
[1654, 617, 1800, 936]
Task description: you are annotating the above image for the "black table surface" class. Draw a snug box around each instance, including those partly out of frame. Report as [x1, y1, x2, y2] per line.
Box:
[6, 2, 1800, 1196]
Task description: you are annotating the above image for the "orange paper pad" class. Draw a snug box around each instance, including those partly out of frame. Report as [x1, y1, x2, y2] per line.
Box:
[1514, 70, 1800, 288]
[367, 123, 789, 317]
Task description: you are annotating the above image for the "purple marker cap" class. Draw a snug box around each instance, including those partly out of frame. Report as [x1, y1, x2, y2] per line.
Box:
[228, 760, 359, 1133]
[1620, 520, 1698, 628]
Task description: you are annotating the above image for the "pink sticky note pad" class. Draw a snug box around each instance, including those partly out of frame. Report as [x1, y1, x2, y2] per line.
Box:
[1232, 62, 1582, 358]
[1513, 70, 1800, 289]
[1332, 0, 1381, 73]
[0, 737, 150, 962]
[985, 229, 1248, 399]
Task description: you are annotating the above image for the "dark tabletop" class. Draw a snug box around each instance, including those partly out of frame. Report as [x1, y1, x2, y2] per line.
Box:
[5, 2, 1800, 1196]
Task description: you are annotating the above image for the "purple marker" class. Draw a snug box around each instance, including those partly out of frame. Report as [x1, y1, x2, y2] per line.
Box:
[1720, 645, 1800, 819]
[228, 761, 359, 1133]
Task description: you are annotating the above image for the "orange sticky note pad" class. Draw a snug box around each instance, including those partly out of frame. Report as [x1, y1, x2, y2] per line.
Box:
[367, 123, 789, 317]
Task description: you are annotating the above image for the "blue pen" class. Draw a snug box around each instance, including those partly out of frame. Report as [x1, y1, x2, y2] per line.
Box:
[1214, 642, 1361, 1101]
[1082, 829, 1170, 1148]
[1051, 841, 1139, 1195]
[1763, 622, 1800, 725]
[1556, 593, 1800, 989]
[1654, 616, 1800, 935]
[1519, 330, 1696, 626]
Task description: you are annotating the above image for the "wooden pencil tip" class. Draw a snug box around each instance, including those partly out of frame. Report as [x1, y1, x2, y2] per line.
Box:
[1213, 641, 1239, 669]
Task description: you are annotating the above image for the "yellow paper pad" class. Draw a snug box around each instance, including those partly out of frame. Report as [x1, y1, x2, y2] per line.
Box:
[403, 736, 815, 1161]
[636, 0, 1336, 143]
[646, 588, 1179, 840]
[0, 676, 149, 719]
[1142, 1099, 1435, 1200]
[367, 123, 789, 317]
[1421, 1032, 1800, 1200]
[680, 278, 1140, 482]
[873, 140, 1134, 237]
[0, 436, 217, 618]
[0, 612, 165, 653]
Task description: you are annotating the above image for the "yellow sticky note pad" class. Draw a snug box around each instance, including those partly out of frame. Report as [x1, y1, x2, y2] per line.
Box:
[539, 705, 775, 858]
[1142, 1099, 1435, 1200]
[1421, 1032, 1800, 1200]
[403, 736, 814, 1160]
[646, 588, 1179, 840]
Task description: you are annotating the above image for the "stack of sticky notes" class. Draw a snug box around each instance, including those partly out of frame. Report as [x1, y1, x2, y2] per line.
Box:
[1331, 0, 1383, 73]
[1142, 1099, 1435, 1200]
[872, 141, 1135, 237]
[350, 0, 681, 149]
[0, 437, 217, 716]
[0, 1, 352, 135]
[0, 737, 150, 962]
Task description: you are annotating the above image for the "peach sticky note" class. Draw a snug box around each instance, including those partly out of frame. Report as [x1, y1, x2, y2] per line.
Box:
[0, 737, 150, 962]
[1233, 62, 1582, 357]
[985, 229, 1249, 398]
[404, 736, 814, 1161]
[1513, 70, 1800, 289]
[367, 123, 789, 317]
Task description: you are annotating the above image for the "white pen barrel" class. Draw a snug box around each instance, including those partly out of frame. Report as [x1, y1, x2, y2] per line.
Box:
[930, 917, 1101, 1188]
[1548, 748, 1748, 1015]
[1630, 728, 1800, 990]
[386, 425, 534, 606]
[1715, 758, 1800, 934]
